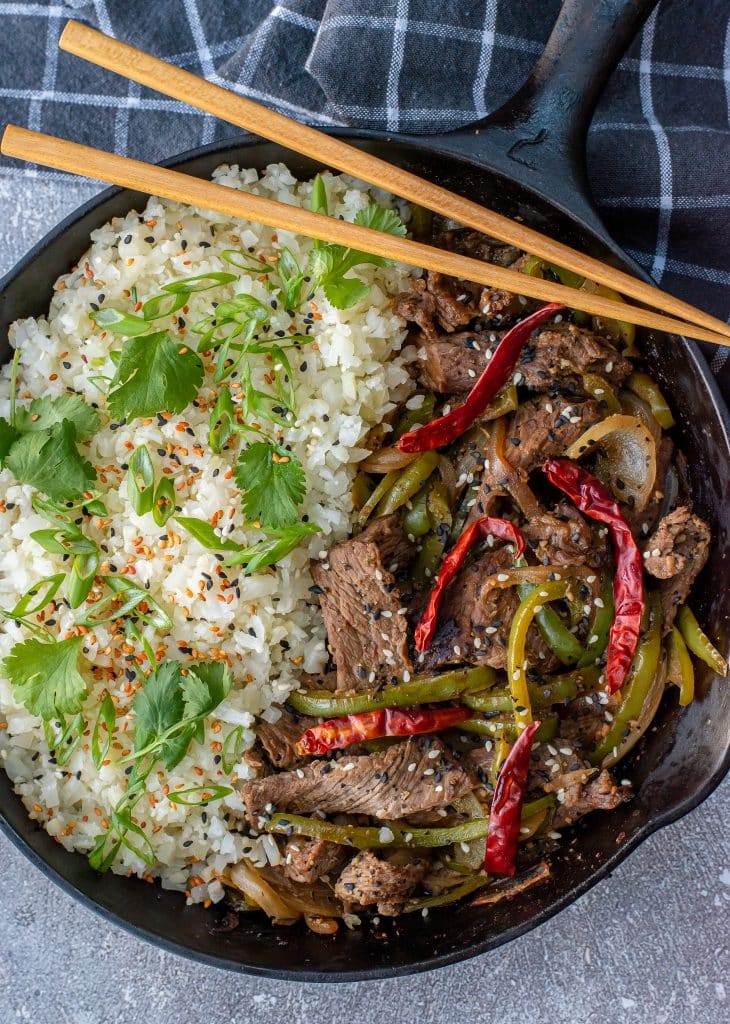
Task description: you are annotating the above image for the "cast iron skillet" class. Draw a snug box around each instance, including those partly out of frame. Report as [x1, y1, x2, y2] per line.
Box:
[0, 0, 728, 981]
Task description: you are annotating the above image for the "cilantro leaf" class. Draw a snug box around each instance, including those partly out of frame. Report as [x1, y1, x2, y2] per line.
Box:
[132, 660, 192, 771]
[107, 331, 204, 421]
[354, 203, 408, 237]
[222, 522, 321, 571]
[0, 417, 20, 467]
[3, 635, 87, 720]
[234, 442, 306, 529]
[182, 661, 233, 742]
[307, 201, 407, 309]
[5, 420, 96, 501]
[323, 276, 370, 308]
[14, 394, 100, 441]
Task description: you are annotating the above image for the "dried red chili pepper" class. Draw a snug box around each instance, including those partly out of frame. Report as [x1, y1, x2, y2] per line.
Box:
[542, 457, 643, 693]
[414, 516, 526, 653]
[295, 706, 471, 757]
[397, 303, 564, 453]
[484, 720, 540, 876]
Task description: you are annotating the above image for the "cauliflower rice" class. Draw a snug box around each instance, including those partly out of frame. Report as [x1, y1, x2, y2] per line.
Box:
[0, 164, 416, 904]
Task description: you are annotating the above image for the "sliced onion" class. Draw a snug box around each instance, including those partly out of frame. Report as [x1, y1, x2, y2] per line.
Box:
[488, 416, 540, 519]
[360, 446, 419, 474]
[225, 861, 301, 925]
[619, 389, 662, 446]
[564, 413, 657, 511]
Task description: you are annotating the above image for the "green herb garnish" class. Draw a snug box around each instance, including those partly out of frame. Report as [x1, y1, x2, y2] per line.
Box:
[221, 522, 321, 572]
[307, 176, 407, 309]
[234, 441, 306, 530]
[91, 694, 116, 770]
[107, 331, 204, 421]
[4, 418, 96, 502]
[3, 635, 88, 720]
[127, 444, 155, 515]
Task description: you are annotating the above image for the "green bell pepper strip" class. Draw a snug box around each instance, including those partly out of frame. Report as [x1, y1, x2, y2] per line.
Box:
[375, 451, 439, 516]
[515, 557, 584, 666]
[577, 574, 614, 667]
[287, 665, 497, 718]
[463, 672, 581, 715]
[508, 579, 571, 730]
[264, 798, 551, 851]
[677, 606, 728, 677]
[356, 470, 398, 526]
[590, 594, 662, 766]
[626, 371, 675, 429]
[458, 714, 559, 743]
[413, 532, 446, 583]
[403, 485, 432, 537]
[667, 626, 695, 706]
[393, 394, 436, 440]
[400, 875, 492, 912]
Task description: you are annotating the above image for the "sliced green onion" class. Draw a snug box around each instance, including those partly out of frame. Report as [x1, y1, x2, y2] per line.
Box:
[67, 550, 100, 608]
[221, 726, 245, 773]
[91, 695, 116, 769]
[127, 444, 155, 515]
[152, 476, 176, 526]
[167, 784, 233, 806]
[90, 308, 151, 336]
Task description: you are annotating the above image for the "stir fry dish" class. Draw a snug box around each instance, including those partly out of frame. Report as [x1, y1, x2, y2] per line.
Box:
[0, 168, 725, 936]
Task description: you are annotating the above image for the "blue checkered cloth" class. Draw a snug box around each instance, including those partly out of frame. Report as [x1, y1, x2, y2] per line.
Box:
[1, 0, 728, 389]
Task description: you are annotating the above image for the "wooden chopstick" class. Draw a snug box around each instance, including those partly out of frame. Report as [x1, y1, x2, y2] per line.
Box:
[58, 18, 730, 343]
[2, 125, 728, 348]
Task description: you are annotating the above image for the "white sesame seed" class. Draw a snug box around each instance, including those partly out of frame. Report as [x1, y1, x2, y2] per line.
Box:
[343, 762, 355, 771]
[407, 762, 417, 772]
[435, 785, 443, 793]
[428, 749, 440, 759]
[468, 369, 477, 379]
[594, 597, 605, 608]
[423, 768, 435, 776]
[378, 827, 395, 843]
[402, 670, 411, 682]
[296, 769, 305, 779]
[497, 573, 509, 582]
[485, 626, 497, 635]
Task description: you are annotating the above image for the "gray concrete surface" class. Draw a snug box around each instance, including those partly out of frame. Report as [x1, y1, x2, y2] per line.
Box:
[0, 174, 728, 1024]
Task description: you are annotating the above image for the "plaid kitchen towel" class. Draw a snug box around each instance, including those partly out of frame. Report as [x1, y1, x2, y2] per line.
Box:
[0, 0, 728, 389]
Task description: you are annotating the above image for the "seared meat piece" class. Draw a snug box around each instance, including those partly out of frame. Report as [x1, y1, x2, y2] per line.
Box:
[435, 227, 521, 266]
[311, 513, 414, 691]
[393, 272, 481, 339]
[419, 546, 555, 672]
[529, 741, 630, 828]
[507, 395, 602, 471]
[256, 708, 315, 770]
[240, 737, 477, 823]
[282, 836, 348, 885]
[552, 769, 629, 828]
[523, 500, 605, 569]
[335, 850, 429, 914]
[478, 285, 537, 324]
[642, 505, 711, 631]
[468, 396, 601, 522]
[416, 323, 630, 397]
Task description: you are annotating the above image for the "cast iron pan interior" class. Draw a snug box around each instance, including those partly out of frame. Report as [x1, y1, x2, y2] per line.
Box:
[0, 0, 728, 981]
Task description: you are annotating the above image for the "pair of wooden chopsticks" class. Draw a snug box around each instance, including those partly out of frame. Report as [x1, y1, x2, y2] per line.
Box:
[0, 19, 727, 349]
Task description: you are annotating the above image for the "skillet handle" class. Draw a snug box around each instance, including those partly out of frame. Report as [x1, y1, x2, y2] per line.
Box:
[434, 0, 659, 228]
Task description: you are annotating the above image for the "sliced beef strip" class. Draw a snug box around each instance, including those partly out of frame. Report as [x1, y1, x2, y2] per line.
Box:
[523, 500, 606, 569]
[311, 512, 414, 691]
[529, 742, 630, 828]
[255, 708, 316, 770]
[415, 323, 630, 397]
[642, 505, 711, 631]
[393, 272, 481, 340]
[468, 396, 602, 526]
[418, 546, 557, 673]
[507, 395, 602, 472]
[552, 769, 629, 829]
[434, 227, 521, 267]
[240, 737, 477, 823]
[282, 836, 348, 885]
[334, 850, 429, 915]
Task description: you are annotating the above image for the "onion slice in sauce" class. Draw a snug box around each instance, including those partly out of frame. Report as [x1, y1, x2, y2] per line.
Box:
[564, 413, 657, 511]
